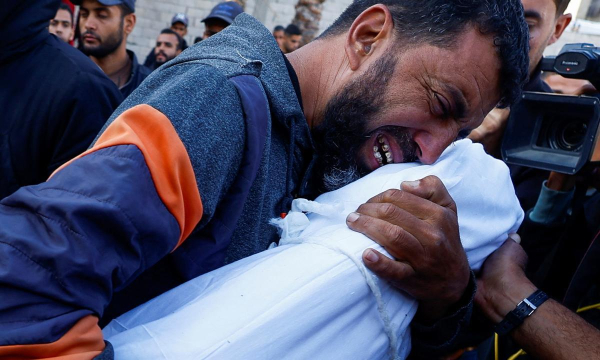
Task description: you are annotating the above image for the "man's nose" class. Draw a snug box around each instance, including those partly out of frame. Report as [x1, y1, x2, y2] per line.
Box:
[83, 18, 96, 31]
[412, 128, 456, 165]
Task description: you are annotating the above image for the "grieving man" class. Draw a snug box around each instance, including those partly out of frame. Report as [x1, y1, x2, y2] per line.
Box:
[0, 0, 529, 359]
[151, 28, 183, 70]
[48, 3, 75, 43]
[76, 0, 151, 98]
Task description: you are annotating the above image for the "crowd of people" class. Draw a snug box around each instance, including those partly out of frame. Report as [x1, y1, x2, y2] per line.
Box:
[1, 0, 600, 359]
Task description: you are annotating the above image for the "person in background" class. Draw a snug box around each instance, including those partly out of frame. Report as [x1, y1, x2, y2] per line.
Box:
[151, 28, 183, 70]
[0, 0, 122, 199]
[75, 0, 151, 98]
[49, 3, 75, 43]
[280, 24, 302, 53]
[144, 13, 189, 69]
[273, 24, 284, 49]
[201, 1, 244, 39]
[170, 13, 189, 50]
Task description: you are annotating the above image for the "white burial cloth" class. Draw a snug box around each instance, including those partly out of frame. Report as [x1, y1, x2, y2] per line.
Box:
[104, 139, 524, 360]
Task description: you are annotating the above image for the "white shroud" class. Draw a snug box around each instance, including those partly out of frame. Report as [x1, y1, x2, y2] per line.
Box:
[103, 139, 524, 360]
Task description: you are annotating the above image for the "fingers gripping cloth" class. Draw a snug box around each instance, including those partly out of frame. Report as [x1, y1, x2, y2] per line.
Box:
[103, 140, 524, 359]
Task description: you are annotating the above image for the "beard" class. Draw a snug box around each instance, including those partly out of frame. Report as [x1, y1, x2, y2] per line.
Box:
[81, 20, 124, 58]
[155, 51, 175, 66]
[311, 53, 418, 193]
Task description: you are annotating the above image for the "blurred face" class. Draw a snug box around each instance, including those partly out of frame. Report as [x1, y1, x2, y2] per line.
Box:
[79, 0, 124, 58]
[203, 19, 228, 39]
[523, 0, 558, 75]
[171, 22, 187, 37]
[273, 30, 284, 48]
[49, 8, 74, 43]
[283, 34, 302, 53]
[312, 29, 502, 191]
[154, 33, 181, 65]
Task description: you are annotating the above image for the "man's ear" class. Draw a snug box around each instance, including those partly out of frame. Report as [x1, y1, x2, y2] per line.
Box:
[345, 4, 394, 71]
[547, 13, 572, 46]
[124, 13, 136, 35]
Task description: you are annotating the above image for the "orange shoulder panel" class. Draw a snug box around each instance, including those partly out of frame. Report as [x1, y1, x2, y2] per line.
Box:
[0, 315, 103, 360]
[50, 104, 203, 249]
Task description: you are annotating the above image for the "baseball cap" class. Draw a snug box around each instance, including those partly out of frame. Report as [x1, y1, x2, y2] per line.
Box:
[171, 13, 189, 27]
[71, 0, 135, 12]
[202, 2, 243, 25]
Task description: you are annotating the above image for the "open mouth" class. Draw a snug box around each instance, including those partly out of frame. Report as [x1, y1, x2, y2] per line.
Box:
[373, 134, 394, 166]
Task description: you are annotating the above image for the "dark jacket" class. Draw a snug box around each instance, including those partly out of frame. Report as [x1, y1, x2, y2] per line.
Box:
[120, 49, 151, 98]
[0, 0, 123, 199]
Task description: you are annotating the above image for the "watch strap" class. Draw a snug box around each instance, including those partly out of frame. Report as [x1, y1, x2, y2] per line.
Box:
[494, 289, 548, 336]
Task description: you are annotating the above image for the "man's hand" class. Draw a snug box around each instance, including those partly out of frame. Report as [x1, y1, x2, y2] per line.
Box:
[346, 175, 470, 321]
[474, 236, 537, 324]
[468, 107, 510, 158]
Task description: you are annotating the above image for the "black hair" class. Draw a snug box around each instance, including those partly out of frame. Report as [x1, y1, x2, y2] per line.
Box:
[118, 3, 134, 18]
[285, 24, 302, 36]
[58, 3, 74, 24]
[160, 28, 183, 50]
[554, 0, 571, 16]
[274, 25, 285, 32]
[320, 0, 530, 108]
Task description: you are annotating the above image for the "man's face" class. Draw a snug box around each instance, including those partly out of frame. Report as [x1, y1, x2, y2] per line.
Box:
[79, 0, 124, 58]
[522, 0, 560, 75]
[283, 34, 302, 53]
[203, 19, 228, 39]
[274, 30, 284, 48]
[154, 33, 181, 65]
[171, 22, 187, 38]
[49, 8, 74, 43]
[312, 28, 502, 191]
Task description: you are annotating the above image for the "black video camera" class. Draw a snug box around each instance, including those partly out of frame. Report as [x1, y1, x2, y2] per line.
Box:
[502, 43, 600, 174]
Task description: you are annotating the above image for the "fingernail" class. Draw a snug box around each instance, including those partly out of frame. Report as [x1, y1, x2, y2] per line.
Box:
[364, 249, 379, 262]
[509, 233, 521, 244]
[402, 180, 420, 188]
[347, 212, 360, 223]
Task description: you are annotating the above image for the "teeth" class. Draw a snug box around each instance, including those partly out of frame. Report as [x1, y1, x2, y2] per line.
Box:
[373, 146, 379, 152]
[386, 152, 393, 162]
[374, 152, 382, 159]
[382, 144, 389, 152]
[378, 137, 385, 144]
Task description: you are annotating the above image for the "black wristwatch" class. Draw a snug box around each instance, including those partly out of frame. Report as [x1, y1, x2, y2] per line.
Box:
[494, 289, 548, 336]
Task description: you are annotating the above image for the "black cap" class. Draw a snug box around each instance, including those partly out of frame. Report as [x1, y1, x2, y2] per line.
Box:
[71, 0, 135, 12]
[202, 2, 243, 25]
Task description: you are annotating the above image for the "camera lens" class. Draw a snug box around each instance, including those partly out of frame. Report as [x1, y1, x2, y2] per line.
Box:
[548, 119, 588, 152]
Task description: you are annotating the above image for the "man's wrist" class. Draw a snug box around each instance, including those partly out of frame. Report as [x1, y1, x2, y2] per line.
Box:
[488, 275, 537, 324]
[494, 290, 549, 335]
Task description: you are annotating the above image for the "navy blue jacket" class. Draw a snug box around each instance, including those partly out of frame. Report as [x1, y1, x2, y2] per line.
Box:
[0, 0, 123, 199]
[120, 49, 151, 98]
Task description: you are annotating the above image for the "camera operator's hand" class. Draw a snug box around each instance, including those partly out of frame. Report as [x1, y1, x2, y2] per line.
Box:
[476, 236, 600, 360]
[546, 171, 577, 192]
[475, 236, 537, 323]
[346, 175, 470, 322]
[468, 107, 510, 158]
